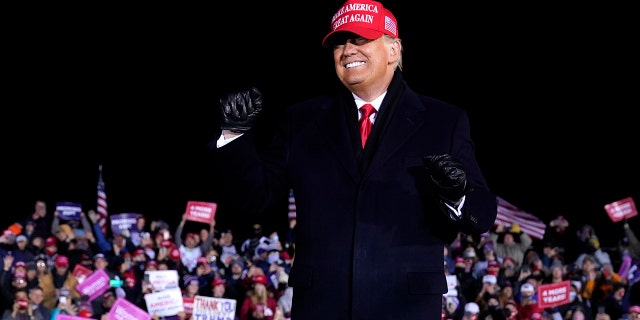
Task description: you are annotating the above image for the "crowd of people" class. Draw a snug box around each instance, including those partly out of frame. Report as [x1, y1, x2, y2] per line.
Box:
[2, 200, 639, 320]
[0, 200, 295, 320]
[444, 216, 640, 320]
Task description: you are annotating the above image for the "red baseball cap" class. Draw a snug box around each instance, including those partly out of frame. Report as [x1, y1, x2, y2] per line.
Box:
[146, 260, 158, 268]
[212, 278, 226, 287]
[55, 255, 69, 267]
[169, 248, 180, 260]
[252, 274, 268, 285]
[78, 309, 92, 318]
[322, 0, 399, 46]
[45, 236, 57, 247]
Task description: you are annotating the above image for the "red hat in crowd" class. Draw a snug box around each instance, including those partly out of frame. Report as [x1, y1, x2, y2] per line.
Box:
[55, 255, 69, 267]
[169, 248, 180, 260]
[196, 256, 208, 266]
[45, 236, 57, 247]
[212, 278, 226, 287]
[78, 309, 92, 318]
[252, 275, 268, 285]
[146, 260, 158, 269]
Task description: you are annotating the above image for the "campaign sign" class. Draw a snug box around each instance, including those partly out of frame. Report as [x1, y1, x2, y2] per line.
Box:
[144, 288, 184, 317]
[108, 297, 151, 320]
[185, 201, 217, 224]
[76, 269, 110, 301]
[56, 202, 82, 221]
[538, 280, 570, 309]
[110, 213, 140, 235]
[192, 295, 236, 320]
[183, 296, 195, 317]
[72, 264, 93, 284]
[145, 270, 180, 292]
[604, 197, 638, 222]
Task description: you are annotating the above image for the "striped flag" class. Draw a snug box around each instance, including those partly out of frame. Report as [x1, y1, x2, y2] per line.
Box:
[288, 189, 297, 221]
[495, 196, 546, 240]
[97, 165, 108, 235]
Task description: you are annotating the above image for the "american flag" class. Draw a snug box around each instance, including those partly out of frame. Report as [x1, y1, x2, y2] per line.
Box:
[288, 189, 297, 220]
[495, 196, 546, 240]
[97, 165, 108, 235]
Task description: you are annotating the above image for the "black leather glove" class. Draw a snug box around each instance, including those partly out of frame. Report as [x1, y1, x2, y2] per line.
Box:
[423, 154, 468, 205]
[219, 87, 263, 133]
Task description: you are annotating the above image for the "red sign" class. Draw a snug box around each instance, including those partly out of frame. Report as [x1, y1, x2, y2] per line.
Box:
[185, 201, 217, 224]
[604, 197, 637, 222]
[183, 296, 195, 317]
[538, 281, 570, 309]
[72, 264, 93, 285]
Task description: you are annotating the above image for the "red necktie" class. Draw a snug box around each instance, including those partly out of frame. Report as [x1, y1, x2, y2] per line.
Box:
[359, 104, 376, 147]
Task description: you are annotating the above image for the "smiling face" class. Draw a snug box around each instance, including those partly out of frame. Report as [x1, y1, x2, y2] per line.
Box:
[332, 33, 401, 101]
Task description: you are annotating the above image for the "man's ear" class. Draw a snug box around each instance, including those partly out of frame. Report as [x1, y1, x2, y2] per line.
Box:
[388, 41, 401, 64]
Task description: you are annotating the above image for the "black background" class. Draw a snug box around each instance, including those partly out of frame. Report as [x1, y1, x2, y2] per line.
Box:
[4, 3, 638, 246]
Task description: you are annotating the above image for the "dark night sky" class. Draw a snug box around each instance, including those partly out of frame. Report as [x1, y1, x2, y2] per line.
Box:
[4, 3, 639, 246]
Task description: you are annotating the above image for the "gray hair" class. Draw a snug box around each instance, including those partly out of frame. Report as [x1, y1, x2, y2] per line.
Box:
[383, 35, 403, 71]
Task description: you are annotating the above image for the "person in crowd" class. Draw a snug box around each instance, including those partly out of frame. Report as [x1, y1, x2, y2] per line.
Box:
[239, 275, 278, 320]
[27, 286, 51, 320]
[10, 236, 34, 267]
[542, 215, 572, 259]
[41, 236, 59, 271]
[628, 305, 640, 320]
[558, 280, 592, 320]
[442, 295, 462, 320]
[25, 201, 51, 241]
[601, 283, 626, 320]
[215, 230, 239, 271]
[209, 1, 497, 318]
[195, 256, 217, 294]
[516, 282, 542, 320]
[128, 215, 149, 248]
[224, 258, 248, 312]
[48, 255, 80, 303]
[572, 225, 612, 269]
[462, 302, 480, 320]
[620, 220, 640, 261]
[240, 224, 268, 262]
[2, 288, 45, 320]
[49, 291, 79, 319]
[174, 213, 215, 274]
[473, 241, 499, 279]
[490, 223, 533, 270]
[90, 289, 116, 319]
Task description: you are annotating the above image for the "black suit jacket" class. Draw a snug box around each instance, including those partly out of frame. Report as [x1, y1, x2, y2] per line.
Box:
[212, 71, 497, 319]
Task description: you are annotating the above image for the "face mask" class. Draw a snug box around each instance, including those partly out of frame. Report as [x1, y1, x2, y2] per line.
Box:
[570, 291, 577, 301]
[267, 252, 280, 264]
